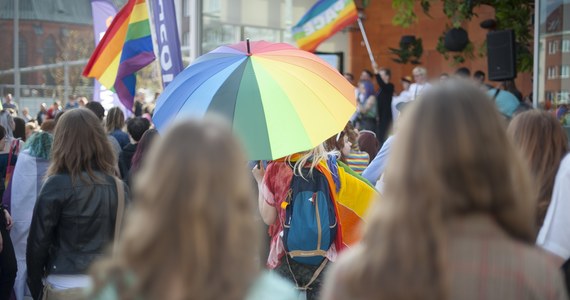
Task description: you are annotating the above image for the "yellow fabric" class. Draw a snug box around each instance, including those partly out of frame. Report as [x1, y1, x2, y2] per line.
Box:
[335, 163, 377, 220]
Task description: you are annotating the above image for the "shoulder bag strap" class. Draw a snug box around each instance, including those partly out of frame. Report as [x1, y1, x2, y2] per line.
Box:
[7, 139, 17, 166]
[113, 176, 125, 256]
[492, 88, 501, 101]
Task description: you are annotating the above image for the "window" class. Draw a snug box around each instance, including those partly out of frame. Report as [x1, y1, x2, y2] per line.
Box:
[548, 66, 560, 79]
[549, 40, 559, 54]
[43, 35, 57, 85]
[563, 40, 570, 53]
[183, 0, 190, 17]
[182, 32, 190, 47]
[561, 65, 570, 79]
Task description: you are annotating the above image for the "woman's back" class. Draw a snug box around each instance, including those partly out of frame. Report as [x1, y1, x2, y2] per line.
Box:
[28, 172, 123, 273]
[447, 216, 566, 300]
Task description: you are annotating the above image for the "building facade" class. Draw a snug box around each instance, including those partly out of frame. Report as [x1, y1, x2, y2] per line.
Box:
[537, 2, 570, 107]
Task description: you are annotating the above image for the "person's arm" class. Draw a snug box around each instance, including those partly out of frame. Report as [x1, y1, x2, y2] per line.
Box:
[372, 62, 388, 89]
[27, 177, 65, 299]
[361, 136, 395, 185]
[252, 165, 277, 225]
[363, 95, 376, 114]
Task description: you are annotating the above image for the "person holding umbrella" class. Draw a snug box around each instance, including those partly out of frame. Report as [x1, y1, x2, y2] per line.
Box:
[252, 144, 376, 300]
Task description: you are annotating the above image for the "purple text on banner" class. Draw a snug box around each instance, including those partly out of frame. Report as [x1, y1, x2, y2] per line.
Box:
[150, 0, 184, 87]
[90, 0, 131, 117]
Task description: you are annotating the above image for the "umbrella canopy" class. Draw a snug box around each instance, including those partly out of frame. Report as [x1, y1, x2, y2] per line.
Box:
[153, 40, 356, 160]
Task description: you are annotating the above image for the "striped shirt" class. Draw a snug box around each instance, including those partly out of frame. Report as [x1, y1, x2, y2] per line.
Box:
[345, 151, 369, 174]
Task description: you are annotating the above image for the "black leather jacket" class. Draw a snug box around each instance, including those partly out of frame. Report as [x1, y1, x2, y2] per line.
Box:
[26, 171, 129, 299]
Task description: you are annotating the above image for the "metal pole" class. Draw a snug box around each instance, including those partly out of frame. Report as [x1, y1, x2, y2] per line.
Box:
[64, 61, 69, 104]
[13, 0, 20, 111]
[357, 18, 376, 66]
[532, 0, 539, 109]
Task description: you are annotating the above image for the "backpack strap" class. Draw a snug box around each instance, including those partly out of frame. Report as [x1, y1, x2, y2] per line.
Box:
[284, 254, 328, 291]
[113, 176, 125, 256]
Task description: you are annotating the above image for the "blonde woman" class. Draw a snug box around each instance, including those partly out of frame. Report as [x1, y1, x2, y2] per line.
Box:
[253, 143, 376, 300]
[322, 80, 568, 300]
[91, 119, 297, 300]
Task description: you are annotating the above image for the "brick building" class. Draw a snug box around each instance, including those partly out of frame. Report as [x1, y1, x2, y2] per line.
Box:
[349, 1, 532, 96]
[0, 1, 125, 87]
[541, 3, 570, 105]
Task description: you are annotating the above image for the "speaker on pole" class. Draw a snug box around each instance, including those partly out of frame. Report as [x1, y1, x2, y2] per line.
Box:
[487, 29, 517, 81]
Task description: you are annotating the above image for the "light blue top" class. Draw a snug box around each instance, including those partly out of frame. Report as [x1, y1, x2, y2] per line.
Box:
[91, 271, 297, 300]
[487, 89, 520, 118]
[361, 135, 395, 186]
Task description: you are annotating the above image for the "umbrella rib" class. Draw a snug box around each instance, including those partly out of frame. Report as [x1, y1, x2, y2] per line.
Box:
[255, 57, 347, 125]
[171, 57, 247, 121]
[257, 53, 353, 102]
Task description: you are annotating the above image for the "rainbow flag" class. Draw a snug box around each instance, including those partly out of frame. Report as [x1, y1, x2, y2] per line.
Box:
[292, 0, 358, 52]
[83, 0, 155, 109]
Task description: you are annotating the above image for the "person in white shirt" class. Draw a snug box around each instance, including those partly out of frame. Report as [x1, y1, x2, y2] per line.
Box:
[391, 76, 412, 123]
[537, 154, 570, 264]
[406, 66, 431, 102]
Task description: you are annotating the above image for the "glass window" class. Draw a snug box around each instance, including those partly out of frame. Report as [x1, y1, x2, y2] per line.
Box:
[563, 40, 570, 53]
[562, 65, 570, 78]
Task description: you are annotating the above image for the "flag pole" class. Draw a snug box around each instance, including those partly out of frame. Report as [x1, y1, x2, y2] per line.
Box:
[357, 18, 376, 65]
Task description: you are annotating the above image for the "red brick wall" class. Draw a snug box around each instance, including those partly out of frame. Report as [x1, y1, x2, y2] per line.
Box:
[0, 20, 92, 85]
[350, 1, 532, 96]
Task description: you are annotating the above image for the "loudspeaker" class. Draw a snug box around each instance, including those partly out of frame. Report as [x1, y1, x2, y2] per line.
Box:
[487, 30, 517, 81]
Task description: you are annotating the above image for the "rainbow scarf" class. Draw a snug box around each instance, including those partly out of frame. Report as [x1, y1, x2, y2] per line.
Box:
[292, 0, 358, 52]
[279, 154, 377, 250]
[83, 0, 155, 109]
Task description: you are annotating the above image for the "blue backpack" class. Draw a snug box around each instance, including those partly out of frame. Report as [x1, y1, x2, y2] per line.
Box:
[282, 167, 338, 265]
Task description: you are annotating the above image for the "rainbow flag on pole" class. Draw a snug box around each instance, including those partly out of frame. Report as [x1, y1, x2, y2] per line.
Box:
[292, 0, 358, 52]
[83, 0, 155, 109]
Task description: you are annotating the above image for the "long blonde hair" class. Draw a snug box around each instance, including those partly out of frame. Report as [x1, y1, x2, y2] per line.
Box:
[507, 110, 568, 227]
[287, 144, 331, 178]
[91, 118, 259, 300]
[330, 80, 536, 300]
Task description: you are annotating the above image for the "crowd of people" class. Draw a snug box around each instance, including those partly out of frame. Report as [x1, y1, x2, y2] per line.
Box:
[0, 61, 568, 300]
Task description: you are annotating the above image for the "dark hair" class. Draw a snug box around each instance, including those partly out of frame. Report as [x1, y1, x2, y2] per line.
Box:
[85, 101, 105, 121]
[54, 111, 65, 126]
[14, 117, 26, 141]
[503, 80, 523, 102]
[474, 70, 485, 81]
[358, 130, 380, 160]
[127, 117, 151, 142]
[363, 69, 374, 78]
[379, 68, 391, 77]
[131, 129, 159, 175]
[0, 125, 6, 141]
[455, 67, 471, 78]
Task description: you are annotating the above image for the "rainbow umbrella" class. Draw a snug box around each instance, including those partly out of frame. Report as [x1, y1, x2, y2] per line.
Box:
[153, 40, 356, 160]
